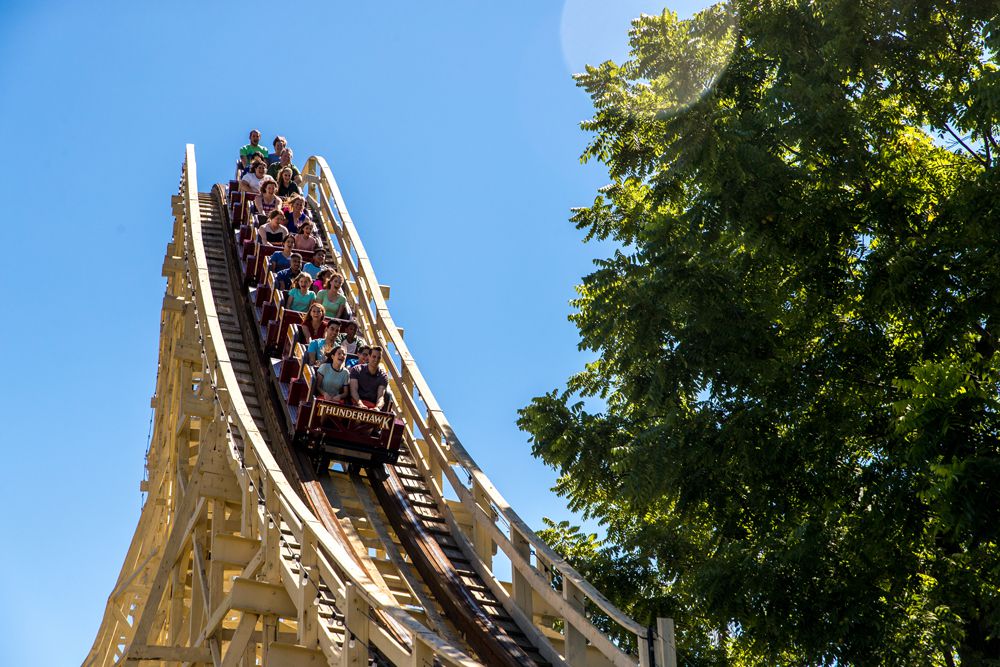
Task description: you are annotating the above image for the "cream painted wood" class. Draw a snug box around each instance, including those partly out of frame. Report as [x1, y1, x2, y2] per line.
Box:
[88, 146, 671, 667]
[87, 147, 481, 667]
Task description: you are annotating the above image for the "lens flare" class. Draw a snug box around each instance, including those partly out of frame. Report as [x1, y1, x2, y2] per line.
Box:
[560, 0, 739, 117]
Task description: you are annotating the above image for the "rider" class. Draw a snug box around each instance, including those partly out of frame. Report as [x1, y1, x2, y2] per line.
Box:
[349, 346, 388, 411]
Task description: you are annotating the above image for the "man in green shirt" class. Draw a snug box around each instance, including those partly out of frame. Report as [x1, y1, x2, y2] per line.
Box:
[267, 147, 301, 184]
[239, 129, 269, 168]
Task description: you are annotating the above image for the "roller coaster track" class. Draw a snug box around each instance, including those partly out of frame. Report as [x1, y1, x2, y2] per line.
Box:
[84, 146, 676, 666]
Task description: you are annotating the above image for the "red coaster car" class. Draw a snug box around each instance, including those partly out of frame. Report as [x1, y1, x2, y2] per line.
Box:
[293, 398, 403, 471]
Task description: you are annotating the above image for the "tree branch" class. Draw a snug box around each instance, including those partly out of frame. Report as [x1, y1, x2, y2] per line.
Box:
[983, 124, 999, 167]
[944, 124, 988, 167]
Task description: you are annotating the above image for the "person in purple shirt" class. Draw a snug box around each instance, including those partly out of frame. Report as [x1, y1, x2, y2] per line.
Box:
[349, 346, 389, 410]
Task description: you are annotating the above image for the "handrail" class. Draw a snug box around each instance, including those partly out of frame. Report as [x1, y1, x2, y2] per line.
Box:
[179, 145, 480, 666]
[301, 154, 650, 666]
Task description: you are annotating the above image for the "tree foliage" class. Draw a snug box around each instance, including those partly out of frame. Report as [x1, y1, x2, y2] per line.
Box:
[519, 2, 1000, 665]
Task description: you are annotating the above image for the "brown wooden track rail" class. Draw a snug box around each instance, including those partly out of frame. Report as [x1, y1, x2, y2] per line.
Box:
[209, 184, 424, 661]
[370, 461, 549, 667]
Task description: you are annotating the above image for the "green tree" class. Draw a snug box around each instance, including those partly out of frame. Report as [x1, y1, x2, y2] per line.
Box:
[519, 2, 1000, 665]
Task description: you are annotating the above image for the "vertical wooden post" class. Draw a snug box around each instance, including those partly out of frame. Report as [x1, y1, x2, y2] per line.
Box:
[342, 583, 370, 667]
[263, 475, 280, 581]
[260, 615, 278, 665]
[562, 578, 587, 665]
[654, 618, 676, 667]
[472, 481, 494, 569]
[297, 524, 319, 648]
[409, 635, 435, 667]
[510, 527, 534, 622]
[638, 630, 651, 667]
[208, 501, 225, 614]
[187, 540, 205, 645]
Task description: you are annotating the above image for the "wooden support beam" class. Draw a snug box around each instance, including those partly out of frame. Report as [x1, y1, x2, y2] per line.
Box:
[163, 294, 188, 312]
[171, 194, 184, 216]
[196, 590, 233, 646]
[231, 578, 297, 618]
[182, 394, 216, 419]
[126, 490, 205, 659]
[409, 636, 436, 667]
[128, 644, 213, 662]
[267, 641, 328, 666]
[162, 255, 184, 277]
[198, 470, 242, 503]
[471, 483, 494, 569]
[220, 613, 258, 667]
[510, 528, 533, 621]
[212, 534, 259, 567]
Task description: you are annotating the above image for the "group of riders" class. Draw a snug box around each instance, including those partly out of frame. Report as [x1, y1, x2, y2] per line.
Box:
[237, 129, 392, 413]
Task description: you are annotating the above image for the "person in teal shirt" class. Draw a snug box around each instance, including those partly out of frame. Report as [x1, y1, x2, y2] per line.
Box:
[306, 325, 340, 366]
[316, 272, 348, 318]
[284, 273, 316, 312]
[316, 347, 350, 402]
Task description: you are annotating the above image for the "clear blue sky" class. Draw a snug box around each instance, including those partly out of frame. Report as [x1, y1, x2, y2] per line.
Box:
[0, 1, 713, 664]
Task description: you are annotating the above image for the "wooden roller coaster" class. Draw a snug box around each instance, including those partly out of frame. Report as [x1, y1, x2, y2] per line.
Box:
[84, 146, 676, 666]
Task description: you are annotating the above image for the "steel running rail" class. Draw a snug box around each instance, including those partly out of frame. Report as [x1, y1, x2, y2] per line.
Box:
[299, 155, 676, 667]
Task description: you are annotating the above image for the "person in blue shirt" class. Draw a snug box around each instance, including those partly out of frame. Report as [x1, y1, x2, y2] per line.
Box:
[268, 236, 296, 273]
[346, 345, 370, 369]
[267, 135, 287, 165]
[303, 248, 327, 279]
[305, 321, 340, 367]
[275, 254, 304, 290]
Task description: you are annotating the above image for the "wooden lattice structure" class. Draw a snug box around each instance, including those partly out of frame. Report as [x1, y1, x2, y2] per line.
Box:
[84, 146, 676, 667]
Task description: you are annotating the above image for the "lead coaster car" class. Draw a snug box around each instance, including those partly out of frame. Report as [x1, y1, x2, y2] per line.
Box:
[293, 398, 404, 473]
